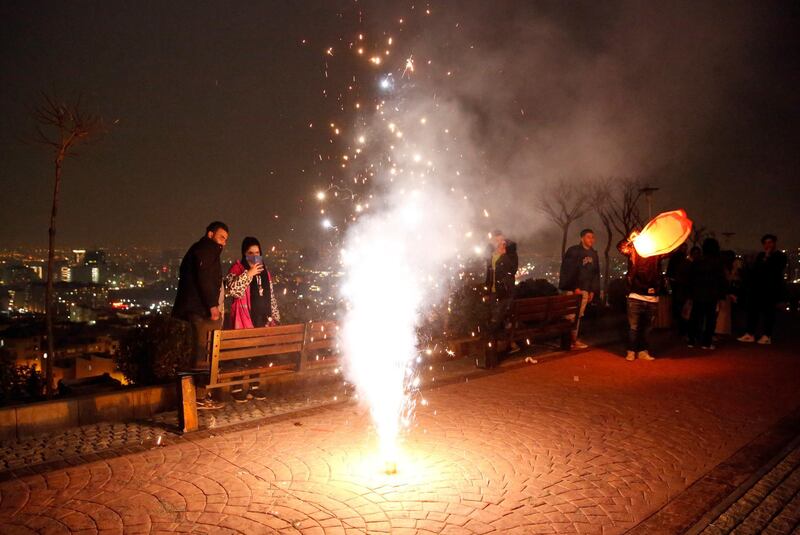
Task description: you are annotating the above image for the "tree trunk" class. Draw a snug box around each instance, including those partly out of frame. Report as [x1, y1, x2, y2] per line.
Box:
[603, 220, 612, 305]
[560, 224, 570, 259]
[44, 154, 63, 397]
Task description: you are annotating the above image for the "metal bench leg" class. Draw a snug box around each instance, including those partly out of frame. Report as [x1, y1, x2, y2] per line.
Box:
[178, 374, 199, 433]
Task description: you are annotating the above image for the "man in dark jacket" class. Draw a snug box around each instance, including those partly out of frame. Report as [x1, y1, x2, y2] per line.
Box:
[687, 238, 727, 349]
[558, 229, 600, 349]
[618, 233, 663, 361]
[738, 234, 787, 345]
[173, 221, 228, 408]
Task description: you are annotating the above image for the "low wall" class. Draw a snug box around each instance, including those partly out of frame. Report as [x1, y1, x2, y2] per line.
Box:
[0, 384, 177, 442]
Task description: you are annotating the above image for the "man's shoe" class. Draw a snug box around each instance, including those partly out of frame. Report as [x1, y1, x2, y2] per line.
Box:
[197, 397, 224, 410]
[737, 334, 756, 343]
[701, 345, 716, 350]
[571, 340, 589, 350]
[625, 351, 636, 361]
[637, 351, 655, 361]
[249, 386, 267, 400]
[757, 335, 772, 345]
[231, 389, 250, 403]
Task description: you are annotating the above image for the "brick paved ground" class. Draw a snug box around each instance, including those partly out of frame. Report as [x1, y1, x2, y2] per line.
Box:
[0, 338, 798, 534]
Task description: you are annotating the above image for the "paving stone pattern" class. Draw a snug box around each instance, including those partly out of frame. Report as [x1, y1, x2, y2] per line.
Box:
[0, 341, 798, 534]
[699, 440, 800, 535]
[0, 381, 352, 474]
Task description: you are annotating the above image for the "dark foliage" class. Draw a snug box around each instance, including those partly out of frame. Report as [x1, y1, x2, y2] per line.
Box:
[0, 349, 45, 405]
[115, 315, 192, 385]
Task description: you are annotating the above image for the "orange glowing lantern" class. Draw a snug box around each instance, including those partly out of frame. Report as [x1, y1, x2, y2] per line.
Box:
[632, 209, 693, 258]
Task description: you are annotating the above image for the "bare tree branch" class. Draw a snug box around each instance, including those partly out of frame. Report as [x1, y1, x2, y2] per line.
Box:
[30, 91, 105, 397]
[537, 178, 592, 257]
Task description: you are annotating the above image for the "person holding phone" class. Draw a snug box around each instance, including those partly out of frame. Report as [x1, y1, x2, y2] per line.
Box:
[225, 236, 280, 330]
[224, 237, 281, 402]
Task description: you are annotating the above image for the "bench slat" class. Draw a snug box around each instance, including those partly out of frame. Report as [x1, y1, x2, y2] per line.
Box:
[219, 332, 306, 349]
[218, 343, 303, 361]
[216, 363, 296, 379]
[220, 324, 305, 340]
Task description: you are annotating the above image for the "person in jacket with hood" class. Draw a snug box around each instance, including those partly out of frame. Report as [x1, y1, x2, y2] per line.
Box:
[687, 238, 728, 349]
[223, 237, 281, 402]
[558, 228, 601, 349]
[617, 231, 664, 361]
[172, 221, 229, 409]
[484, 232, 519, 366]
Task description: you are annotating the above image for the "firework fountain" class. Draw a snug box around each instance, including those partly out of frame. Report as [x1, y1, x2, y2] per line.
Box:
[309, 9, 486, 473]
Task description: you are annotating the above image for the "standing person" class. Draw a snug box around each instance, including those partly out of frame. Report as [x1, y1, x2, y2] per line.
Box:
[224, 237, 281, 402]
[715, 250, 738, 337]
[738, 234, 788, 344]
[484, 232, 519, 366]
[558, 229, 600, 350]
[666, 243, 690, 336]
[172, 221, 229, 410]
[687, 238, 727, 349]
[617, 233, 664, 361]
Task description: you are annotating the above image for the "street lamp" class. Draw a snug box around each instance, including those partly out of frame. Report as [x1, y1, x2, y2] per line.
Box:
[639, 186, 660, 219]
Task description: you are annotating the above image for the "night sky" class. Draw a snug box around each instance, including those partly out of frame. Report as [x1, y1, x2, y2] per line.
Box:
[1, 1, 798, 253]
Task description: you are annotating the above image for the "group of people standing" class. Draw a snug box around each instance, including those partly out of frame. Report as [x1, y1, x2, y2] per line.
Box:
[171, 221, 280, 408]
[555, 227, 788, 361]
[172, 221, 788, 406]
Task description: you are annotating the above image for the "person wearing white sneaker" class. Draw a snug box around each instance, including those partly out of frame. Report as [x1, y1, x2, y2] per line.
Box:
[739, 234, 787, 345]
[618, 234, 664, 362]
[558, 229, 601, 351]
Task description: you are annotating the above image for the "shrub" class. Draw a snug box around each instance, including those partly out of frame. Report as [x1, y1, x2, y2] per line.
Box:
[115, 315, 192, 385]
[0, 349, 45, 405]
[514, 278, 559, 299]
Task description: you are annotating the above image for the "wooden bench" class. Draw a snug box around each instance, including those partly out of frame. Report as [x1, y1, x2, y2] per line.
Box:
[178, 321, 340, 432]
[480, 294, 581, 368]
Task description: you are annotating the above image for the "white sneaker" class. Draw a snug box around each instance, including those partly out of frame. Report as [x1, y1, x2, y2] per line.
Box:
[737, 334, 755, 343]
[701, 345, 716, 350]
[625, 351, 636, 361]
[571, 340, 589, 350]
[757, 335, 772, 345]
[637, 351, 655, 361]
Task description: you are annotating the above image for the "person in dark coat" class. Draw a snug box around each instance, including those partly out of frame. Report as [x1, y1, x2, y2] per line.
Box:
[558, 229, 601, 349]
[172, 221, 229, 409]
[484, 233, 519, 367]
[618, 232, 664, 361]
[687, 238, 727, 349]
[666, 242, 690, 336]
[738, 234, 788, 344]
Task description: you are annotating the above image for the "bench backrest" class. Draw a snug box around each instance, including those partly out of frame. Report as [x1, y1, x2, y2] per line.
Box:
[512, 294, 581, 325]
[208, 321, 340, 388]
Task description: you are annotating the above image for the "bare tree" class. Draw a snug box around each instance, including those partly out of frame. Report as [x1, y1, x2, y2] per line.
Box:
[31, 93, 103, 396]
[590, 179, 616, 301]
[537, 178, 591, 258]
[607, 178, 644, 239]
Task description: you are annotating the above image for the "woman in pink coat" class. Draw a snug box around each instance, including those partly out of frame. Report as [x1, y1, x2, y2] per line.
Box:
[223, 236, 281, 401]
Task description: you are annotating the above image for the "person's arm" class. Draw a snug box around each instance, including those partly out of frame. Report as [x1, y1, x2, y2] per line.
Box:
[268, 272, 281, 324]
[224, 271, 250, 299]
[194, 248, 221, 312]
[559, 247, 578, 291]
[591, 251, 601, 295]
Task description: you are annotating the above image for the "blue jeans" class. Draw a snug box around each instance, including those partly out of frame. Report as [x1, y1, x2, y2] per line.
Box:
[627, 297, 657, 352]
